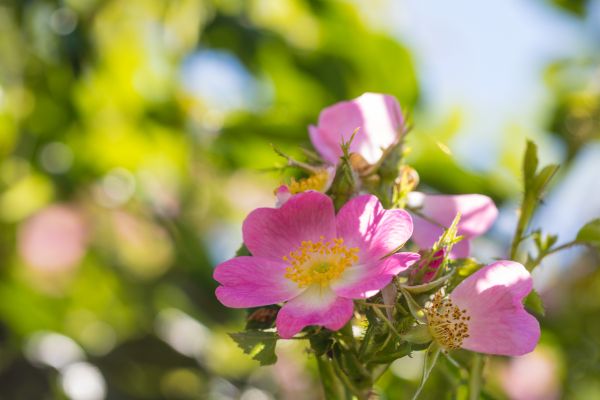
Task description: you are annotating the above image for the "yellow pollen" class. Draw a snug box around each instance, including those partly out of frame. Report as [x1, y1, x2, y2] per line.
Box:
[288, 170, 330, 194]
[425, 291, 471, 350]
[283, 236, 359, 288]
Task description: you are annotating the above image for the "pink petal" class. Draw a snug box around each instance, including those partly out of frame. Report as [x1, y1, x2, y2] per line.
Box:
[275, 185, 292, 207]
[214, 256, 303, 308]
[411, 193, 497, 258]
[243, 191, 336, 261]
[423, 194, 498, 237]
[309, 125, 340, 165]
[276, 286, 354, 338]
[451, 261, 541, 356]
[336, 194, 413, 264]
[331, 252, 420, 299]
[309, 93, 403, 165]
[448, 239, 470, 259]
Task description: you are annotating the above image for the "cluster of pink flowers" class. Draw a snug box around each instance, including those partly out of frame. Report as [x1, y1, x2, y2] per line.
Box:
[214, 93, 540, 356]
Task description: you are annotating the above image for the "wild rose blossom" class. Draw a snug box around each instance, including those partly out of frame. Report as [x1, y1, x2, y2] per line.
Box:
[214, 191, 420, 338]
[425, 260, 540, 356]
[408, 192, 498, 258]
[275, 166, 336, 207]
[309, 93, 404, 165]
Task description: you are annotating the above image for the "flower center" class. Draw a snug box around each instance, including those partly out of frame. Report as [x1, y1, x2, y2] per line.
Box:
[283, 236, 359, 288]
[425, 291, 471, 350]
[289, 170, 330, 194]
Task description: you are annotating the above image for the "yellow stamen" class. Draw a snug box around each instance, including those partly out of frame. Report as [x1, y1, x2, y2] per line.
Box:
[283, 236, 359, 288]
[288, 170, 330, 194]
[425, 291, 471, 350]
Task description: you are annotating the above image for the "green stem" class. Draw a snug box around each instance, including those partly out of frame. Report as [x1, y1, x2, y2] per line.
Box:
[411, 342, 441, 400]
[316, 355, 346, 400]
[332, 356, 366, 399]
[358, 323, 375, 359]
[370, 305, 403, 340]
[338, 323, 357, 351]
[468, 353, 484, 400]
[510, 197, 535, 259]
[545, 240, 581, 256]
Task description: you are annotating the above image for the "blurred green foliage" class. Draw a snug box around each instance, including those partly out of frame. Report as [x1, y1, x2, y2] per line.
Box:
[0, 0, 598, 399]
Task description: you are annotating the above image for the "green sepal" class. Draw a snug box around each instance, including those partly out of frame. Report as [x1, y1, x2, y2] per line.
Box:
[524, 289, 545, 316]
[309, 329, 334, 357]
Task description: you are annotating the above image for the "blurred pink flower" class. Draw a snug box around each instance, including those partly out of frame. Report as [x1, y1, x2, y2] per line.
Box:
[214, 192, 419, 338]
[500, 347, 561, 400]
[18, 205, 88, 272]
[309, 93, 404, 165]
[409, 193, 498, 258]
[427, 261, 540, 356]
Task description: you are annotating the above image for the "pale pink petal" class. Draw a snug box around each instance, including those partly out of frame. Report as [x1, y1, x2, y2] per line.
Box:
[214, 256, 303, 308]
[422, 194, 498, 237]
[331, 252, 420, 299]
[336, 195, 413, 264]
[411, 193, 497, 258]
[309, 93, 403, 165]
[449, 239, 470, 259]
[309, 125, 340, 165]
[276, 286, 354, 338]
[243, 191, 336, 260]
[451, 261, 541, 356]
[410, 219, 471, 259]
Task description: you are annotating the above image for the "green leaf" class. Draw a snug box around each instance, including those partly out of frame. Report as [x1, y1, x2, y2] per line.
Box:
[511, 140, 559, 259]
[576, 219, 600, 249]
[229, 331, 279, 366]
[523, 140, 539, 189]
[524, 289, 545, 316]
[532, 164, 560, 197]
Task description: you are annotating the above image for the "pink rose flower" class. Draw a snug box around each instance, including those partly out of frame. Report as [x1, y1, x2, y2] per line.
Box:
[309, 93, 404, 165]
[409, 193, 498, 258]
[214, 191, 420, 338]
[426, 261, 540, 356]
